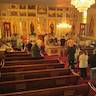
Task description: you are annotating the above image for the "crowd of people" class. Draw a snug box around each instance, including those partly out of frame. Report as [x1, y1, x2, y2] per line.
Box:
[65, 39, 96, 80]
[0, 33, 96, 80]
[0, 34, 44, 58]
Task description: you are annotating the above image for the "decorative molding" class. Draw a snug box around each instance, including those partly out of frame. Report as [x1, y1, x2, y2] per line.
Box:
[10, 11, 18, 16]
[37, 5, 47, 15]
[28, 12, 36, 16]
[28, 5, 36, 10]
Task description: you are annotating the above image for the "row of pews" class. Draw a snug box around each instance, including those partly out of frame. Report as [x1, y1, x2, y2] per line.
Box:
[0, 51, 96, 96]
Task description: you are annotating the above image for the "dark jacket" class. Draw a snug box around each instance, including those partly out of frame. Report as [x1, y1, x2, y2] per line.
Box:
[89, 54, 96, 68]
[31, 44, 41, 58]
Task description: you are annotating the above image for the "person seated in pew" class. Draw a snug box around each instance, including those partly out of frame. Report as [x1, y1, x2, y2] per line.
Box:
[25, 41, 32, 53]
[0, 41, 14, 52]
[31, 40, 44, 59]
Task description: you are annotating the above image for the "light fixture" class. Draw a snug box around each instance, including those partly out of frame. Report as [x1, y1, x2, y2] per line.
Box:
[57, 23, 72, 29]
[56, 22, 72, 38]
[71, 0, 95, 12]
[71, 0, 95, 36]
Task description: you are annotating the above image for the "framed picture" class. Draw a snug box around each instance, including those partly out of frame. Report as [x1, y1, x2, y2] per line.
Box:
[28, 12, 36, 17]
[19, 12, 26, 16]
[10, 4, 18, 9]
[28, 19, 36, 35]
[10, 11, 18, 16]
[48, 12, 56, 17]
[88, 17, 94, 36]
[28, 5, 36, 10]
[3, 22, 11, 38]
[48, 19, 56, 35]
[19, 4, 26, 9]
[1, 11, 7, 16]
[57, 13, 63, 17]
[48, 7, 56, 11]
[79, 23, 86, 36]
[37, 5, 47, 14]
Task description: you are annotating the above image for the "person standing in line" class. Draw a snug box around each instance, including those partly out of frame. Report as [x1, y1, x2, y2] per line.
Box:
[78, 50, 88, 79]
[26, 41, 32, 53]
[60, 36, 66, 56]
[74, 46, 81, 64]
[88, 49, 96, 80]
[67, 43, 76, 69]
[88, 49, 96, 68]
[60, 36, 66, 47]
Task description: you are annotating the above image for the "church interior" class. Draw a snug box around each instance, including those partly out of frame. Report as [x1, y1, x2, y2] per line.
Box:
[0, 0, 96, 96]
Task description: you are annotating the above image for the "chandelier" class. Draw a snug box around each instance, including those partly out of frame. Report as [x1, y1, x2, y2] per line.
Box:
[71, 0, 95, 12]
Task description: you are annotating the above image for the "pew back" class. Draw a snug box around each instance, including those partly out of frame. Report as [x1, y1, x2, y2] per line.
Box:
[0, 75, 80, 94]
[1, 68, 71, 81]
[0, 83, 89, 96]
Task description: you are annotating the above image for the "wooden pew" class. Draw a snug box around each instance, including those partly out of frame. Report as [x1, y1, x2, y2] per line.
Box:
[1, 63, 64, 73]
[5, 56, 35, 61]
[5, 53, 30, 57]
[5, 59, 60, 66]
[88, 82, 96, 96]
[5, 51, 27, 56]
[5, 53, 31, 57]
[0, 83, 89, 96]
[5, 52, 44, 61]
[1, 68, 71, 81]
[5, 53, 44, 61]
[0, 75, 80, 94]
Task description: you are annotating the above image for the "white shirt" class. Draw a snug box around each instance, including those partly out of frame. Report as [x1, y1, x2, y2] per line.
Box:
[79, 53, 88, 68]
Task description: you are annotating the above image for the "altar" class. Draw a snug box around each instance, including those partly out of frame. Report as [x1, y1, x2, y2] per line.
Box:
[45, 46, 62, 56]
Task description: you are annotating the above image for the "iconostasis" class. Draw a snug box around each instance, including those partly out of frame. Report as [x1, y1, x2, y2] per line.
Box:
[0, 4, 79, 41]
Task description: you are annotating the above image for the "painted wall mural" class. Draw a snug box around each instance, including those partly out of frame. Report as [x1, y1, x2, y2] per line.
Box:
[79, 23, 86, 36]
[48, 20, 56, 35]
[88, 16, 94, 36]
[0, 3, 78, 40]
[30, 22, 35, 35]
[3, 22, 11, 39]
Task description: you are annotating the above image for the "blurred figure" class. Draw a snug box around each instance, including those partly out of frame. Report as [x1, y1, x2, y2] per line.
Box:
[16, 36, 23, 51]
[11, 34, 17, 50]
[78, 50, 88, 79]
[88, 49, 96, 80]
[31, 40, 42, 58]
[67, 44, 76, 69]
[0, 41, 14, 52]
[26, 41, 32, 53]
[89, 49, 96, 68]
[75, 46, 81, 64]
[60, 36, 66, 47]
[36, 35, 45, 56]
[60, 36, 66, 56]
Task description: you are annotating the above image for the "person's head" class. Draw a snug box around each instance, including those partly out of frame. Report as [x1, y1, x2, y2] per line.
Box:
[31, 40, 36, 45]
[80, 50, 87, 55]
[93, 49, 96, 54]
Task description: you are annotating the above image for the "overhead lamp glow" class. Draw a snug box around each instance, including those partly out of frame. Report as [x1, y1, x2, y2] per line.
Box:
[71, 0, 95, 12]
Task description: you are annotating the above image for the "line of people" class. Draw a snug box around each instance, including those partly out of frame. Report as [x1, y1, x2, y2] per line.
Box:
[67, 43, 96, 79]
